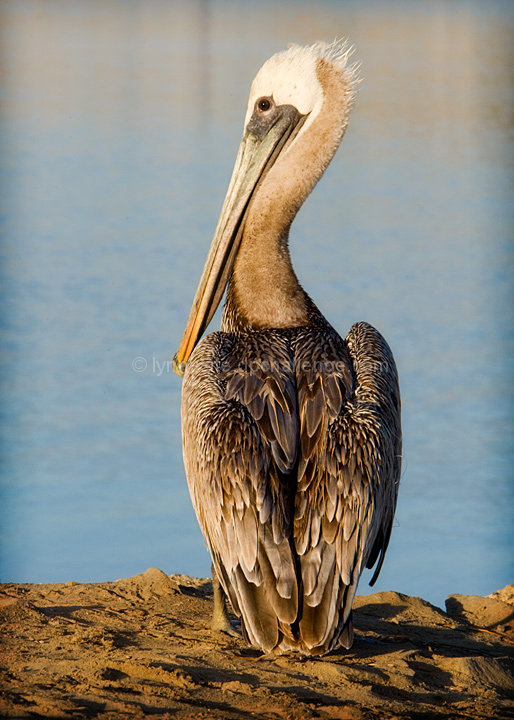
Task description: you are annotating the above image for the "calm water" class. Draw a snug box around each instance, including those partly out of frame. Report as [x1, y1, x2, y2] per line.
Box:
[1, 0, 513, 608]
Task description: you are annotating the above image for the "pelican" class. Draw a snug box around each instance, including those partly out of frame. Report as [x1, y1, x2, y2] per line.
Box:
[173, 40, 401, 655]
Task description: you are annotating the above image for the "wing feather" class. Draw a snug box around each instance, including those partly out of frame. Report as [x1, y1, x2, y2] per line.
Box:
[181, 330, 299, 650]
[181, 320, 400, 655]
[293, 322, 401, 651]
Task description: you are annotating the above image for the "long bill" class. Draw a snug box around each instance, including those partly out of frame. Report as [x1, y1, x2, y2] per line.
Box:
[173, 107, 306, 377]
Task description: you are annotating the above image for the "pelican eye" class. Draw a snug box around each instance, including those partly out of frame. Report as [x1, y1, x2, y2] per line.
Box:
[257, 97, 272, 113]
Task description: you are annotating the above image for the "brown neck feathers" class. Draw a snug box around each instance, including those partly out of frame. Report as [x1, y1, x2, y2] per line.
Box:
[222, 59, 352, 333]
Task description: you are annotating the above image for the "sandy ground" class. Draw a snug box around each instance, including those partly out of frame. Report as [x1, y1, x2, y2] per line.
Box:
[1, 568, 513, 719]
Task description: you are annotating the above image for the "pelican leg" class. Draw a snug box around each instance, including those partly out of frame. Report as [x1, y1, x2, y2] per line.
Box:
[210, 564, 240, 637]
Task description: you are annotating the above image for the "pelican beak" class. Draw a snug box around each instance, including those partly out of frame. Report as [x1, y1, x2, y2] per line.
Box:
[173, 105, 305, 377]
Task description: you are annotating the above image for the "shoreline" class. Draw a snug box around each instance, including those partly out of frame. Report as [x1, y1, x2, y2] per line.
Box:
[1, 568, 513, 719]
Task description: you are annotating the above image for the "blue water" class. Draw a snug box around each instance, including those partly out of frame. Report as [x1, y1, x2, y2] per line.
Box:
[1, 0, 513, 608]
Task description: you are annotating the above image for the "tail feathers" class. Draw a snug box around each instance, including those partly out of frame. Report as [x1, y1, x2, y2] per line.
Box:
[235, 568, 279, 652]
[214, 555, 357, 655]
[239, 581, 357, 654]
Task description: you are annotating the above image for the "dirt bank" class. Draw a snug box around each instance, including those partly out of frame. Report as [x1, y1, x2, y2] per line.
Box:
[1, 569, 513, 719]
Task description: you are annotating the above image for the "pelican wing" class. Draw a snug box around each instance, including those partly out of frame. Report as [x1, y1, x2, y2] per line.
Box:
[182, 322, 400, 654]
[293, 321, 401, 651]
[181, 330, 300, 652]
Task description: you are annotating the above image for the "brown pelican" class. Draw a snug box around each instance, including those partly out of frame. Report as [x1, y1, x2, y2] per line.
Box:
[173, 40, 401, 655]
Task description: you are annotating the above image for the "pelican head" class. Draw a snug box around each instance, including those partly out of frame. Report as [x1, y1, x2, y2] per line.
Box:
[173, 41, 358, 375]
